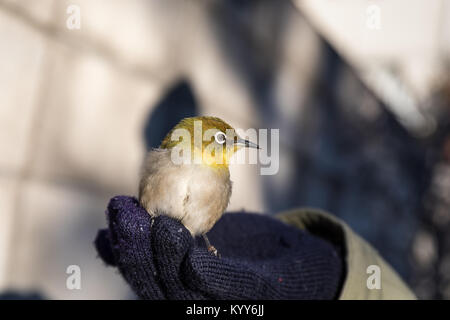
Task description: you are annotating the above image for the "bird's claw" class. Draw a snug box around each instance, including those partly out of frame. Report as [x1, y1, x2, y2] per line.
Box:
[207, 245, 220, 257]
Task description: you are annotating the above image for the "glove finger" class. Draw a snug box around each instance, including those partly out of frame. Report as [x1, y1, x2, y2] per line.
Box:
[150, 216, 205, 299]
[183, 247, 279, 299]
[106, 196, 165, 299]
[107, 196, 152, 244]
[94, 229, 116, 266]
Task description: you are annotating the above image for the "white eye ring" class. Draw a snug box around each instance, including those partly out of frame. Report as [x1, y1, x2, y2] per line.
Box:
[214, 131, 226, 144]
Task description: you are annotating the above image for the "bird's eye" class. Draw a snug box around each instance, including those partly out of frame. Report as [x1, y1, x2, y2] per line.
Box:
[214, 131, 226, 144]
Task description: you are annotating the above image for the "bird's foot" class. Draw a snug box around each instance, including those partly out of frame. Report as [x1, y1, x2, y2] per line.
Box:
[203, 234, 220, 257]
[207, 245, 220, 257]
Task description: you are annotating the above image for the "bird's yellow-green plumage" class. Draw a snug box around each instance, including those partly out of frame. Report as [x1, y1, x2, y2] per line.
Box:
[160, 116, 240, 169]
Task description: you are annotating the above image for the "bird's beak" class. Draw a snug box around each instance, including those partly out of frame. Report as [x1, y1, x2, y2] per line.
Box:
[234, 137, 260, 149]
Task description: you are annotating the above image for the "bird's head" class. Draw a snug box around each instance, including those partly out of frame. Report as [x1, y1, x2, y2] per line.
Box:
[160, 116, 259, 169]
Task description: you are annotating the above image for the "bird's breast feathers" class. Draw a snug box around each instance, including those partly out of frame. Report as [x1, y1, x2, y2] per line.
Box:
[139, 148, 232, 235]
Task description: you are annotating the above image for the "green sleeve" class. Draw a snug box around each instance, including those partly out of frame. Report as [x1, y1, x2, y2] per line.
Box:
[276, 208, 417, 300]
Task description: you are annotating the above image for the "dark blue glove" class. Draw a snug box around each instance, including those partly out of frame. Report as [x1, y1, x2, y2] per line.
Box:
[95, 196, 343, 299]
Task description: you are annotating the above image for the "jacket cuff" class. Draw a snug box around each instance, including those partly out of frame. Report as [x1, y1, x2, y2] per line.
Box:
[276, 208, 417, 300]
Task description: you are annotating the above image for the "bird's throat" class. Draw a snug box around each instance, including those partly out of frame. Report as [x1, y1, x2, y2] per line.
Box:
[201, 148, 230, 170]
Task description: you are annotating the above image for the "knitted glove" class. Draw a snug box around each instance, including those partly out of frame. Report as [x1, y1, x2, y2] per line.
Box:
[95, 196, 343, 300]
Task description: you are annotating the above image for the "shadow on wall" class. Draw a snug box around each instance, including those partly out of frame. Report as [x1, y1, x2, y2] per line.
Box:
[143, 80, 198, 151]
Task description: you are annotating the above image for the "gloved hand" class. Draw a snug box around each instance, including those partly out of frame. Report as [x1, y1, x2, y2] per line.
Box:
[95, 196, 343, 300]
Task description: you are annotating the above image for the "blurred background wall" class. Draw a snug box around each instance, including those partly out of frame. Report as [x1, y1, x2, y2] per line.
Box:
[0, 0, 449, 299]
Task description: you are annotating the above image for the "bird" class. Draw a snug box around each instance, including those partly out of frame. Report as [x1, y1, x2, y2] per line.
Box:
[139, 116, 259, 255]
